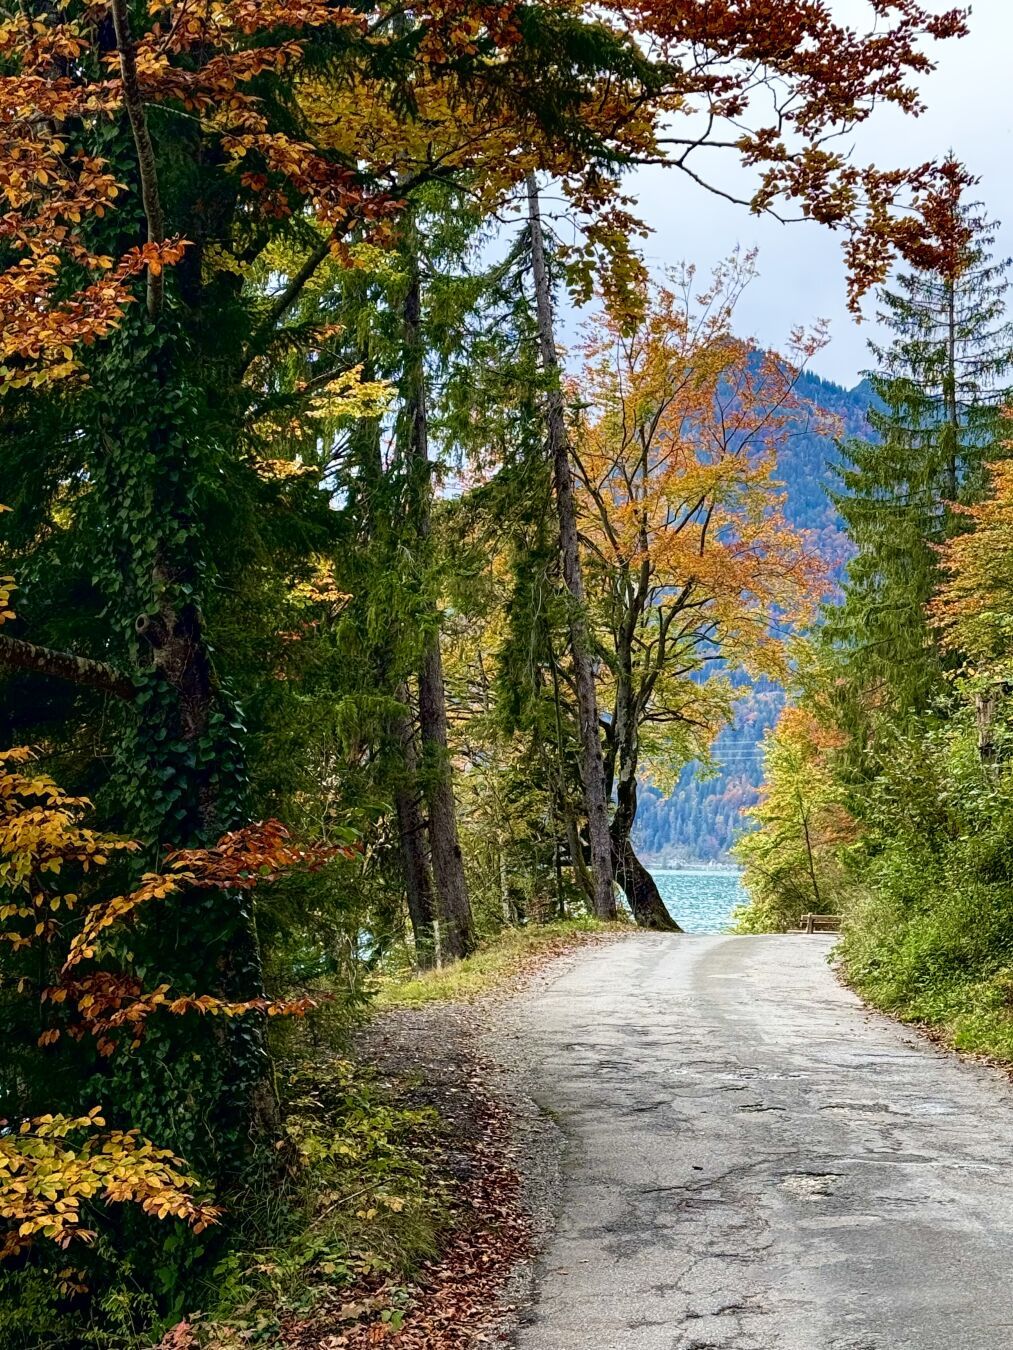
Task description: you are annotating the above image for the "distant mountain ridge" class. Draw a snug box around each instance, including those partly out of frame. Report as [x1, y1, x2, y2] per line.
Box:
[635, 368, 875, 865]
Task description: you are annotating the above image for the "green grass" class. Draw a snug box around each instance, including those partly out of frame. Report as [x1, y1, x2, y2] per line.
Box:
[373, 918, 626, 1009]
[846, 963, 1013, 1065]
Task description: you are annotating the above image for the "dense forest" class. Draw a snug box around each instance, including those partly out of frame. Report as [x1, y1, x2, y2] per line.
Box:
[0, 1, 982, 1345]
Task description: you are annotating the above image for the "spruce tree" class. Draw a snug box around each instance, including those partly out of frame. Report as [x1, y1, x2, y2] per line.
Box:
[825, 200, 1013, 738]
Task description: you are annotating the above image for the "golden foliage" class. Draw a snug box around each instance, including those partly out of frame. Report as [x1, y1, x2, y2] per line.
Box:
[572, 254, 830, 770]
[0, 748, 350, 1257]
[0, 1108, 220, 1260]
[931, 457, 1013, 667]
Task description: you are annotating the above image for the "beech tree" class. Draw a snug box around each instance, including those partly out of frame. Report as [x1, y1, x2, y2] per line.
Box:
[599, 0, 970, 298]
[573, 259, 827, 927]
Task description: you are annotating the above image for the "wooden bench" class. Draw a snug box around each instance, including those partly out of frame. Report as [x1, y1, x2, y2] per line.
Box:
[800, 912, 841, 934]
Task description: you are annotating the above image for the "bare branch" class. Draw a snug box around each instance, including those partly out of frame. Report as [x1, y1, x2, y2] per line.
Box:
[0, 634, 135, 701]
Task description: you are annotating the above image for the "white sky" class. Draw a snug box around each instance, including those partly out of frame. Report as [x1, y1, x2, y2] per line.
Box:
[620, 0, 1013, 388]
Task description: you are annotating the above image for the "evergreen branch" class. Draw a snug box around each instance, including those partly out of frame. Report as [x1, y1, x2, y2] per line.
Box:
[241, 233, 336, 378]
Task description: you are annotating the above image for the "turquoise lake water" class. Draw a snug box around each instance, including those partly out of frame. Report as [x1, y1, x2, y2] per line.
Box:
[651, 868, 747, 933]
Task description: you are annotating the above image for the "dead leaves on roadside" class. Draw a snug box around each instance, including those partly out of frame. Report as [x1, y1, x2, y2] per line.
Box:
[283, 1071, 530, 1349]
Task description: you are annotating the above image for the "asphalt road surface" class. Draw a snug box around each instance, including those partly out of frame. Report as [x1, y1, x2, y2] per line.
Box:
[498, 934, 1013, 1350]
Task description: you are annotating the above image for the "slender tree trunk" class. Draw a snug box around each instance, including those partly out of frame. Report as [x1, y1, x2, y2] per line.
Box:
[417, 637, 475, 958]
[351, 392, 438, 964]
[499, 849, 515, 925]
[394, 687, 437, 967]
[943, 278, 959, 506]
[402, 228, 476, 961]
[526, 174, 616, 921]
[798, 794, 822, 911]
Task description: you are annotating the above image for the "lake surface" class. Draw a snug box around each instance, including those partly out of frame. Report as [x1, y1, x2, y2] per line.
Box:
[651, 868, 747, 933]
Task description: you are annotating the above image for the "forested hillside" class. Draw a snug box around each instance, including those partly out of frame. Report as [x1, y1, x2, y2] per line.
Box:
[635, 370, 875, 864]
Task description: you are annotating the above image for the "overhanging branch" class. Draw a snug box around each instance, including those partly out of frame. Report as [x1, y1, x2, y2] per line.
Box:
[238, 233, 335, 381]
[0, 634, 135, 701]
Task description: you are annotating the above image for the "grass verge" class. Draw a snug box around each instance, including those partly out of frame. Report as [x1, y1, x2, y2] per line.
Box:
[373, 917, 628, 1009]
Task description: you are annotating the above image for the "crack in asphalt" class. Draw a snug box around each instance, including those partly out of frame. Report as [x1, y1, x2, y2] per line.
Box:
[484, 933, 1013, 1350]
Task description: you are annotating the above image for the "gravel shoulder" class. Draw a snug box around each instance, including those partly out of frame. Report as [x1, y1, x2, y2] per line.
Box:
[482, 932, 1013, 1350]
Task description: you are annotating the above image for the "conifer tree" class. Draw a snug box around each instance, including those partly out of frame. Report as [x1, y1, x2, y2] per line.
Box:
[825, 180, 1013, 738]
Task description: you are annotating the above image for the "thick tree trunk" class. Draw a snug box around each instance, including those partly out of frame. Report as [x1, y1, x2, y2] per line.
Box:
[105, 6, 277, 1178]
[394, 688, 437, 967]
[136, 558, 280, 1141]
[402, 230, 476, 961]
[612, 831, 682, 932]
[609, 674, 682, 933]
[564, 806, 596, 908]
[103, 0, 277, 1137]
[526, 174, 616, 922]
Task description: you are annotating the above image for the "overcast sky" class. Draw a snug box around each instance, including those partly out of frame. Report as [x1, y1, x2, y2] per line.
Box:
[618, 0, 1013, 389]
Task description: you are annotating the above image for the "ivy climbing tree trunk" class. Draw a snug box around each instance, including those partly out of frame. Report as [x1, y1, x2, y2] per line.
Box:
[401, 228, 476, 962]
[526, 174, 616, 922]
[102, 6, 278, 1176]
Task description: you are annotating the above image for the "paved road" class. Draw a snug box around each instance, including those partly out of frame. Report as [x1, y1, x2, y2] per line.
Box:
[497, 934, 1013, 1350]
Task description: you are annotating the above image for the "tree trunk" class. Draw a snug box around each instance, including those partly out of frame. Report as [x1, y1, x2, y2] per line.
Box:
[102, 7, 277, 1183]
[603, 620, 681, 933]
[402, 226, 476, 961]
[135, 553, 280, 1145]
[610, 741, 682, 933]
[938, 277, 960, 510]
[612, 832, 682, 932]
[100, 0, 277, 1142]
[564, 806, 596, 907]
[418, 636, 475, 958]
[349, 391, 438, 965]
[526, 174, 616, 922]
[393, 688, 437, 968]
[798, 793, 822, 911]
